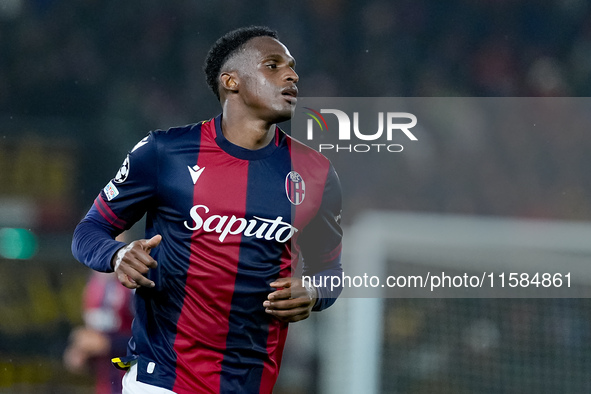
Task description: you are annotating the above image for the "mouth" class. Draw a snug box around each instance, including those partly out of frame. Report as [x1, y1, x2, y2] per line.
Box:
[281, 87, 298, 101]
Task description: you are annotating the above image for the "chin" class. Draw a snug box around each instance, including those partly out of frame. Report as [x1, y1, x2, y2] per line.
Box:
[266, 106, 294, 124]
[275, 112, 293, 124]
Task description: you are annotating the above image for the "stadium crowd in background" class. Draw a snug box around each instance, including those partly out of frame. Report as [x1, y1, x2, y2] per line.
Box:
[2, 0, 591, 224]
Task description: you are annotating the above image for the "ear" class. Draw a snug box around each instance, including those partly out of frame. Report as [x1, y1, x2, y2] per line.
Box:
[220, 72, 239, 94]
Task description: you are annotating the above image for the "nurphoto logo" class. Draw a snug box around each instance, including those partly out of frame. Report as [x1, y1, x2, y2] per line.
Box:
[303, 107, 418, 153]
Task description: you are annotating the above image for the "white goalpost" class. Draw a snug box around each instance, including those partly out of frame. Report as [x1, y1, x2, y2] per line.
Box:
[317, 211, 591, 394]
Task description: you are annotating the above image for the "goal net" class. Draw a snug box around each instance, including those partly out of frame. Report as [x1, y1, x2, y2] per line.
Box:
[317, 211, 591, 394]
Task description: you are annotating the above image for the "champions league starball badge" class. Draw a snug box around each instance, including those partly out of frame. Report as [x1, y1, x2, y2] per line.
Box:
[114, 155, 130, 183]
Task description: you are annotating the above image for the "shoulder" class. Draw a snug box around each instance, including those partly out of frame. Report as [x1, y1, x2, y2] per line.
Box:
[150, 121, 207, 141]
[283, 132, 331, 169]
[141, 121, 210, 156]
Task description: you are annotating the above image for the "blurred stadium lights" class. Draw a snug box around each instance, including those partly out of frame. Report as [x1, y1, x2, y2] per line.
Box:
[0, 198, 37, 228]
[0, 191, 40, 261]
[0, 227, 38, 260]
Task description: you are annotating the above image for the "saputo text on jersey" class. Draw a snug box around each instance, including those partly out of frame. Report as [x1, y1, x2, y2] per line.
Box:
[183, 204, 298, 243]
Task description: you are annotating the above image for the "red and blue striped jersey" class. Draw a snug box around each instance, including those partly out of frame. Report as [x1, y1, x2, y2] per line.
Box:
[72, 115, 343, 394]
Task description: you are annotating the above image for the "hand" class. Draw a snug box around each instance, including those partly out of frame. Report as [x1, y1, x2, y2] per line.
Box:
[63, 327, 110, 373]
[112, 234, 161, 289]
[263, 277, 316, 323]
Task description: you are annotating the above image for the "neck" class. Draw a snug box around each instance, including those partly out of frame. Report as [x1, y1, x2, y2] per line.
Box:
[220, 102, 276, 150]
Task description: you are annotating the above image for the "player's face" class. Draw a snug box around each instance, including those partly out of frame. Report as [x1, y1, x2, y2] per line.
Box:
[237, 36, 299, 123]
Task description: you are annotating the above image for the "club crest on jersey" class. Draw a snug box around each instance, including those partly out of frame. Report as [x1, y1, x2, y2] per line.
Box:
[114, 155, 130, 184]
[285, 171, 305, 205]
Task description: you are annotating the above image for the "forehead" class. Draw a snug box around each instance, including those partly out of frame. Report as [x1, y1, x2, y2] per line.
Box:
[242, 36, 294, 61]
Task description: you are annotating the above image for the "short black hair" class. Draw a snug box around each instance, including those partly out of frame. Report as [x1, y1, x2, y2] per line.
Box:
[204, 26, 278, 100]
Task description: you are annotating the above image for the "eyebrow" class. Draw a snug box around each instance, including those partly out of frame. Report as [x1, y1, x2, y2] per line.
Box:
[262, 54, 296, 67]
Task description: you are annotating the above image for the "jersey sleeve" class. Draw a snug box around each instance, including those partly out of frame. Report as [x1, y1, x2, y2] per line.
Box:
[72, 133, 158, 272]
[299, 164, 343, 311]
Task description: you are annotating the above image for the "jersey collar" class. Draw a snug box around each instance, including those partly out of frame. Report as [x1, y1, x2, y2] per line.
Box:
[214, 114, 280, 160]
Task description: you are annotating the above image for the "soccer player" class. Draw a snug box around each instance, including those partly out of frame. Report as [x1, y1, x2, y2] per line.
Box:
[72, 26, 343, 394]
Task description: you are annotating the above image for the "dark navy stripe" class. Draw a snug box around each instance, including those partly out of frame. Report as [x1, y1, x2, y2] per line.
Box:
[132, 123, 203, 390]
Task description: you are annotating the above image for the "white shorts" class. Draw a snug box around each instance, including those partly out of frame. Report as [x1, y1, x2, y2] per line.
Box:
[122, 363, 178, 394]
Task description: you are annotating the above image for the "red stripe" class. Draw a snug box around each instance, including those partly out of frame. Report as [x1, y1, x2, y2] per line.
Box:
[94, 195, 126, 229]
[172, 119, 249, 393]
[287, 136, 330, 231]
[259, 320, 289, 394]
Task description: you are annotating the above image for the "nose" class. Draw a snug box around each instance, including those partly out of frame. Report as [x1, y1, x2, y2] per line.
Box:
[286, 68, 299, 83]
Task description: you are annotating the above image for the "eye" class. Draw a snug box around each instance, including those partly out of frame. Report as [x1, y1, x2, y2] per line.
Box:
[266, 63, 278, 69]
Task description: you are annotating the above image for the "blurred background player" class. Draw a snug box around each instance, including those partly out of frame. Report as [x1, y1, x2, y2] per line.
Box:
[64, 234, 134, 394]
